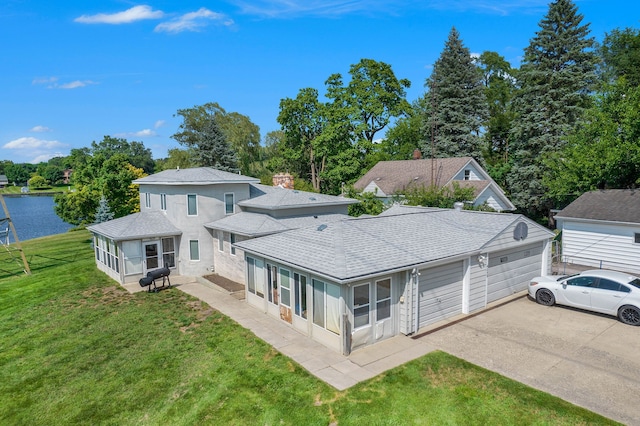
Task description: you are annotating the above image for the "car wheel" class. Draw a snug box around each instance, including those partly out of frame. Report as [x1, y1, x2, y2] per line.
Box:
[618, 305, 640, 326]
[535, 289, 555, 306]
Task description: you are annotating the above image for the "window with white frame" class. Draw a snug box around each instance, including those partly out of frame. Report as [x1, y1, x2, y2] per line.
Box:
[353, 283, 370, 328]
[145, 192, 151, 208]
[267, 264, 278, 304]
[376, 278, 391, 321]
[162, 237, 175, 268]
[189, 240, 199, 261]
[230, 233, 236, 255]
[312, 279, 340, 334]
[122, 240, 142, 275]
[294, 273, 307, 319]
[246, 256, 265, 298]
[280, 268, 291, 307]
[160, 193, 167, 211]
[225, 193, 234, 214]
[187, 194, 197, 216]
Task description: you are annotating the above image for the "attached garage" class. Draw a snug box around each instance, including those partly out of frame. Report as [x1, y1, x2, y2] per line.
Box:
[418, 261, 464, 328]
[486, 243, 543, 303]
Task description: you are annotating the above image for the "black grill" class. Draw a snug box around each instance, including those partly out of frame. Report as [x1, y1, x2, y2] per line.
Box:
[139, 267, 171, 292]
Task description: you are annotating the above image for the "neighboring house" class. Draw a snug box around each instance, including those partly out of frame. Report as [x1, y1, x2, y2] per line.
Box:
[235, 204, 553, 354]
[555, 189, 640, 274]
[353, 157, 515, 212]
[0, 175, 8, 188]
[62, 169, 72, 184]
[87, 168, 356, 285]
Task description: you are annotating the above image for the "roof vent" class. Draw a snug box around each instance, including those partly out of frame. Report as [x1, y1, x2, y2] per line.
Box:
[453, 202, 464, 211]
[317, 224, 327, 231]
[413, 176, 419, 181]
[309, 197, 316, 201]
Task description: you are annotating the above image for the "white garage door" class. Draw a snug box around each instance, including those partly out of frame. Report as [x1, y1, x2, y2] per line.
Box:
[487, 243, 542, 303]
[418, 261, 464, 329]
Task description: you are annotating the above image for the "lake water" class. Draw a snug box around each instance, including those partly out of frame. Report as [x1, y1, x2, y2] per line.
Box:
[1, 195, 74, 242]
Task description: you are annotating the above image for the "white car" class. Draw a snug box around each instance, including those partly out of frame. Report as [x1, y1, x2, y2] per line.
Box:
[528, 269, 640, 325]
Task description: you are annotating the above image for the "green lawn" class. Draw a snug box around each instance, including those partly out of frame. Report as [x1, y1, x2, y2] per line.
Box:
[0, 231, 618, 425]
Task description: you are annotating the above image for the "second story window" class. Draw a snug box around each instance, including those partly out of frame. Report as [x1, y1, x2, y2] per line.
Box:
[160, 193, 167, 211]
[145, 192, 151, 208]
[187, 194, 197, 216]
[464, 170, 470, 180]
[225, 193, 234, 215]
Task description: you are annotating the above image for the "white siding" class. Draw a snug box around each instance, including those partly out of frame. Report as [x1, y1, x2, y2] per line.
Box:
[417, 261, 464, 329]
[561, 221, 640, 274]
[453, 164, 483, 181]
[468, 254, 487, 313]
[362, 181, 387, 197]
[484, 218, 553, 253]
[486, 243, 543, 303]
[474, 187, 508, 212]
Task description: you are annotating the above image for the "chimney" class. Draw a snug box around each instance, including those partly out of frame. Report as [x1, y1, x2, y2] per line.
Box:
[273, 173, 294, 189]
[412, 148, 422, 160]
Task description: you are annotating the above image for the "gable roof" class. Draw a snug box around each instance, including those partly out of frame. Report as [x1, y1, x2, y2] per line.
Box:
[240, 184, 358, 210]
[236, 208, 549, 283]
[353, 157, 473, 195]
[0, 175, 8, 183]
[204, 212, 348, 237]
[556, 190, 640, 224]
[87, 211, 182, 241]
[133, 167, 259, 185]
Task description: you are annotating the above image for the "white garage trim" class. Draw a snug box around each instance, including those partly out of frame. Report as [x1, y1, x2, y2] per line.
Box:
[418, 261, 464, 329]
[487, 243, 542, 303]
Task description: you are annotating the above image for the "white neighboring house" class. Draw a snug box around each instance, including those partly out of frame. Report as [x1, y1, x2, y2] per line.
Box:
[555, 189, 640, 274]
[87, 168, 356, 285]
[353, 157, 515, 212]
[235, 205, 553, 354]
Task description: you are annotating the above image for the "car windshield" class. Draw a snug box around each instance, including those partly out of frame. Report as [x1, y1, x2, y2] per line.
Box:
[628, 278, 640, 289]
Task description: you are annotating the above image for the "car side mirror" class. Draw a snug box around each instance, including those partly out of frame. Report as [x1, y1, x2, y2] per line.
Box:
[562, 283, 567, 289]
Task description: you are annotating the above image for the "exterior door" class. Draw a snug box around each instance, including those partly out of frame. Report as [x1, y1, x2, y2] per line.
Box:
[143, 241, 160, 274]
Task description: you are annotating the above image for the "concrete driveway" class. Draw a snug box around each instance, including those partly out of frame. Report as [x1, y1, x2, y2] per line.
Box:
[418, 295, 640, 425]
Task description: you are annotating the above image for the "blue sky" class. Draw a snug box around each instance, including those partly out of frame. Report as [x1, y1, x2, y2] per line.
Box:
[1, 1, 639, 164]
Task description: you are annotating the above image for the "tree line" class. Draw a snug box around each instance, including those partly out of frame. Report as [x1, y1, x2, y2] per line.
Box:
[3, 0, 638, 225]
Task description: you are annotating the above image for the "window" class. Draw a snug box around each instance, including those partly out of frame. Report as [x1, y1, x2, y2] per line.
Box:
[246, 257, 265, 297]
[230, 233, 236, 256]
[500, 256, 508, 263]
[94, 235, 119, 273]
[280, 269, 291, 307]
[376, 278, 391, 321]
[635, 233, 640, 244]
[313, 279, 340, 334]
[187, 194, 197, 216]
[160, 193, 167, 211]
[464, 170, 470, 180]
[162, 237, 175, 268]
[566, 276, 597, 287]
[225, 193, 234, 214]
[145, 192, 151, 208]
[267, 264, 278, 304]
[294, 273, 307, 319]
[189, 240, 199, 261]
[122, 241, 142, 275]
[218, 231, 224, 252]
[597, 278, 628, 292]
[353, 284, 370, 328]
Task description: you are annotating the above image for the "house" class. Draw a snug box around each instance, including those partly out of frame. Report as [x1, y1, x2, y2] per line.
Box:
[235, 204, 554, 354]
[0, 175, 8, 188]
[555, 189, 640, 274]
[353, 157, 515, 212]
[86, 168, 356, 285]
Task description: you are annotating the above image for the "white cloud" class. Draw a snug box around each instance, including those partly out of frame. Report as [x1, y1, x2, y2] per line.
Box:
[32, 76, 58, 85]
[57, 80, 98, 89]
[75, 5, 164, 24]
[30, 125, 52, 133]
[31, 153, 64, 164]
[154, 120, 165, 129]
[3, 137, 66, 150]
[114, 129, 158, 138]
[155, 8, 234, 33]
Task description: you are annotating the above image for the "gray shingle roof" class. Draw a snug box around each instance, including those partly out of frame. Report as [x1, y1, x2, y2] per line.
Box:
[205, 212, 348, 237]
[236, 208, 536, 282]
[133, 167, 259, 185]
[556, 190, 640, 224]
[87, 211, 182, 241]
[353, 157, 473, 194]
[239, 184, 358, 210]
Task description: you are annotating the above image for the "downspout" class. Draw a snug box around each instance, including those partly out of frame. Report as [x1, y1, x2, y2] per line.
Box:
[412, 268, 420, 334]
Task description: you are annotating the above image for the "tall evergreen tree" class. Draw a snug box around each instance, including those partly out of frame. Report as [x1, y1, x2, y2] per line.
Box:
[194, 116, 239, 172]
[94, 196, 114, 224]
[508, 0, 597, 216]
[423, 27, 487, 162]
